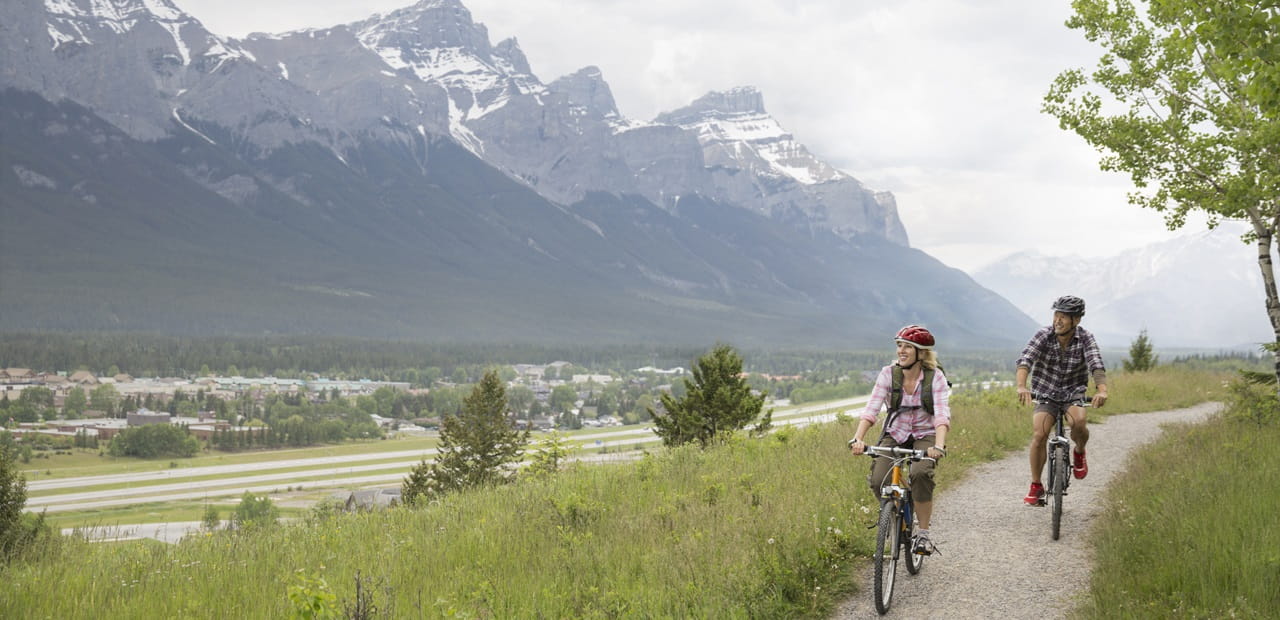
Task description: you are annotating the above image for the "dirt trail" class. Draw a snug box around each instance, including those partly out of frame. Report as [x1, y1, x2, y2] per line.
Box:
[832, 402, 1222, 619]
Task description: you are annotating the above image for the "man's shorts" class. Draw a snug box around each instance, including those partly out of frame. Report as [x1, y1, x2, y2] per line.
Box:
[1034, 398, 1084, 417]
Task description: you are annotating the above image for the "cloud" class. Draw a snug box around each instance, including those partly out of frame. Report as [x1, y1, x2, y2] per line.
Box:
[171, 0, 1201, 272]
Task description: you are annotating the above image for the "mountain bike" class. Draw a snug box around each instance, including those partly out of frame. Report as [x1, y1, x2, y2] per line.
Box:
[862, 444, 935, 615]
[1033, 395, 1090, 540]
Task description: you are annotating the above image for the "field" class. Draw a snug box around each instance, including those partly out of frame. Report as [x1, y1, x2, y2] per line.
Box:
[0, 367, 1242, 617]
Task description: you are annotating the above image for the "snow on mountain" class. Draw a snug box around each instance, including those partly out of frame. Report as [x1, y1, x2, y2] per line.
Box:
[972, 223, 1270, 349]
[351, 0, 543, 148]
[656, 86, 849, 186]
[44, 0, 249, 66]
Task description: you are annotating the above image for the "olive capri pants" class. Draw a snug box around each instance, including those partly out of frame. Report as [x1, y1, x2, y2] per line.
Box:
[867, 434, 938, 501]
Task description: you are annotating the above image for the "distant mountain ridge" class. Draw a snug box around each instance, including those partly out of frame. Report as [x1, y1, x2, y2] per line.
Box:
[0, 0, 1035, 348]
[971, 223, 1270, 349]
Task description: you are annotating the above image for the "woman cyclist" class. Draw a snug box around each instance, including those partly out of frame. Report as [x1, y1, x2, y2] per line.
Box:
[849, 325, 951, 555]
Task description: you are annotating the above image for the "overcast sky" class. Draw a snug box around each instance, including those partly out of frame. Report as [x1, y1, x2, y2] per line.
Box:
[171, 0, 1211, 272]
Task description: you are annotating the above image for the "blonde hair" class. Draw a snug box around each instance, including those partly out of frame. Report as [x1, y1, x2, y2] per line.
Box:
[919, 349, 939, 370]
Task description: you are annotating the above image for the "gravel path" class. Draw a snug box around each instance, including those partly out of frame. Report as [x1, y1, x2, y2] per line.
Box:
[832, 402, 1222, 619]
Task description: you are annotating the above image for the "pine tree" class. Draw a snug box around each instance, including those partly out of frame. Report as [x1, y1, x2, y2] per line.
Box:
[649, 343, 770, 448]
[402, 369, 528, 505]
[1123, 329, 1159, 372]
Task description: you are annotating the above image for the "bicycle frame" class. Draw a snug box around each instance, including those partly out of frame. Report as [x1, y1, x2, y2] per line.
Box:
[862, 444, 933, 614]
[1033, 395, 1089, 539]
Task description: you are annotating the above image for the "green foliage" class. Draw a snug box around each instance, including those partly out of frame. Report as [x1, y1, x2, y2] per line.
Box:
[1123, 329, 1160, 372]
[201, 504, 221, 532]
[0, 368, 1229, 618]
[287, 572, 339, 619]
[650, 344, 768, 447]
[1079, 406, 1280, 617]
[107, 424, 200, 459]
[523, 432, 576, 479]
[0, 445, 28, 557]
[401, 370, 529, 505]
[1044, 0, 1280, 377]
[89, 384, 120, 416]
[63, 388, 87, 417]
[231, 491, 279, 530]
[1224, 373, 1280, 427]
[0, 445, 50, 562]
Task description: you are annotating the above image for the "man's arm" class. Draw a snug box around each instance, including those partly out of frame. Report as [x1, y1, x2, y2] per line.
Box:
[1084, 331, 1108, 407]
[1016, 366, 1032, 405]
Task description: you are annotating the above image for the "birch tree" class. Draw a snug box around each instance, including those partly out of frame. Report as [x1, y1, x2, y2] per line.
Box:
[1043, 0, 1280, 388]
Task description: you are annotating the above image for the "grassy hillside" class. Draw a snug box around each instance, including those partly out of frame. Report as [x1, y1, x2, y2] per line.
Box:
[1077, 380, 1280, 618]
[0, 368, 1227, 618]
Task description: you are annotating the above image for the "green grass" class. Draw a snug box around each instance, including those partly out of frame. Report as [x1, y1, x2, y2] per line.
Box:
[0, 368, 1229, 618]
[1075, 394, 1280, 618]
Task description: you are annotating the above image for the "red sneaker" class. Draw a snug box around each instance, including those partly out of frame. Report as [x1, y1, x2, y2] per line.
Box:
[1023, 482, 1045, 506]
[1073, 450, 1088, 479]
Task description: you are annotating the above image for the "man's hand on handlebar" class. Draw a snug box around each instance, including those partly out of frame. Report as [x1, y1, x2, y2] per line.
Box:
[1091, 391, 1108, 409]
[1017, 386, 1033, 406]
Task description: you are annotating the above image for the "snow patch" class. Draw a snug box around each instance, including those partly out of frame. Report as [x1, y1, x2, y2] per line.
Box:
[278, 62, 289, 80]
[171, 108, 216, 145]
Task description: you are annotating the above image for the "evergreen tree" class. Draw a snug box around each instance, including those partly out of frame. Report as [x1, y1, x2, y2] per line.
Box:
[649, 343, 770, 448]
[401, 369, 528, 505]
[1123, 329, 1159, 372]
[0, 444, 27, 553]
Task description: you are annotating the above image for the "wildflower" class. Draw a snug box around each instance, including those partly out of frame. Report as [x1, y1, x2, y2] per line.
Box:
[768, 538, 776, 545]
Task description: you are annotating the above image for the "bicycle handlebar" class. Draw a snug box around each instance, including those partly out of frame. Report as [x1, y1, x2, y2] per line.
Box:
[860, 444, 935, 462]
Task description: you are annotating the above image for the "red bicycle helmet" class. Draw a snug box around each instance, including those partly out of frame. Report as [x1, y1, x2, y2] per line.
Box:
[894, 325, 935, 350]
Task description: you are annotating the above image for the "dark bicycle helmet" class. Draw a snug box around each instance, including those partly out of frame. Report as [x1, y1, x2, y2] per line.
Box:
[1051, 295, 1086, 316]
[894, 324, 935, 350]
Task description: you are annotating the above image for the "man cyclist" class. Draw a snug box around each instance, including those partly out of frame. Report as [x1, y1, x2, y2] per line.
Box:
[1016, 295, 1108, 506]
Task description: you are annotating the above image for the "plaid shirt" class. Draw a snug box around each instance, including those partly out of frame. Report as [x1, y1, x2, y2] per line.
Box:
[856, 364, 952, 443]
[1016, 325, 1106, 401]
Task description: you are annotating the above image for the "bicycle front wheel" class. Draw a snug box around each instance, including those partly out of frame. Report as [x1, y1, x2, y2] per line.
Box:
[1051, 446, 1067, 540]
[873, 500, 900, 614]
[904, 496, 924, 575]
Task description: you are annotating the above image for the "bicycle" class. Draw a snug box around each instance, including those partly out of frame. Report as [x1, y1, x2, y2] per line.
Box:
[1032, 395, 1090, 540]
[860, 444, 935, 615]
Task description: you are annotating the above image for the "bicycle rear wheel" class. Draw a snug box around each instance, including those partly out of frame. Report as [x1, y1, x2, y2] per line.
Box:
[873, 500, 900, 614]
[1050, 446, 1067, 540]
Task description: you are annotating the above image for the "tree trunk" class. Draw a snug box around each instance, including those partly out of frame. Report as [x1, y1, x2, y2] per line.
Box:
[1254, 228, 1280, 396]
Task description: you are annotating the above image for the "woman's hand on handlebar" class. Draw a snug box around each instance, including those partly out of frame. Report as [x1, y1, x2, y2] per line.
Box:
[848, 437, 867, 455]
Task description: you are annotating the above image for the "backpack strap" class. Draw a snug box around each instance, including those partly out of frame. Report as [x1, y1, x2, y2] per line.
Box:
[889, 365, 904, 414]
[921, 367, 935, 417]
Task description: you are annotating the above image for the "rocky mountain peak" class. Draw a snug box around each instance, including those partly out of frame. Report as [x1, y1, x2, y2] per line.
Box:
[493, 37, 532, 76]
[655, 86, 766, 125]
[547, 65, 619, 118]
[354, 0, 493, 64]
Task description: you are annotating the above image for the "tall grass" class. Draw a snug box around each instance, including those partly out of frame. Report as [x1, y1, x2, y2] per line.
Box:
[1076, 382, 1279, 618]
[0, 368, 1227, 618]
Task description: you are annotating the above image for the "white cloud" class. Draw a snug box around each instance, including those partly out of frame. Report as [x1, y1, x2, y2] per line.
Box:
[171, 0, 1204, 272]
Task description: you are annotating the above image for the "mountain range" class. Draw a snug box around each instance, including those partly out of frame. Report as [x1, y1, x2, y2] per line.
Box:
[0, 0, 1035, 348]
[971, 223, 1270, 349]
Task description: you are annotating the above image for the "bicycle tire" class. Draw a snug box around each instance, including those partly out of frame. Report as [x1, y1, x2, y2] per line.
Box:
[873, 500, 899, 614]
[1051, 445, 1067, 540]
[904, 494, 924, 575]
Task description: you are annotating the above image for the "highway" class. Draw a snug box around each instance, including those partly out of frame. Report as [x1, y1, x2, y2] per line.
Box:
[32, 395, 871, 518]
